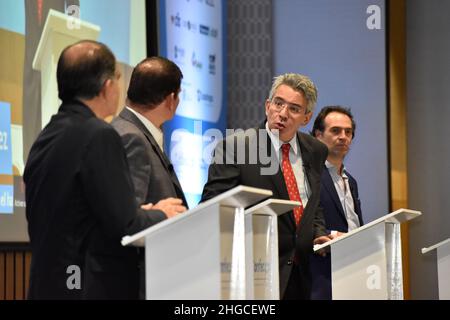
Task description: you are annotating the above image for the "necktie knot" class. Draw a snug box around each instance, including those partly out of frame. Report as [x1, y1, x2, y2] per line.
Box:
[281, 143, 290, 156]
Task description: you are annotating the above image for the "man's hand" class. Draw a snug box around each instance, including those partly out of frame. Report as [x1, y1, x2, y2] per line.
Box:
[145, 197, 186, 218]
[313, 235, 332, 257]
[328, 230, 346, 240]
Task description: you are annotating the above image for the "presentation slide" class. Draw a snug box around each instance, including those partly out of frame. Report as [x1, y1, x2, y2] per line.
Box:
[0, 0, 147, 242]
[160, 0, 227, 208]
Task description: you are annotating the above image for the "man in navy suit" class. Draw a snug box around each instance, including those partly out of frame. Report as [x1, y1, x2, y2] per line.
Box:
[309, 106, 363, 300]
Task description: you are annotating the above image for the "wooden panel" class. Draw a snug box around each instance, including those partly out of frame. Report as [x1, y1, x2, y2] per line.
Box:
[389, 0, 410, 300]
[0, 252, 5, 300]
[14, 252, 24, 300]
[5, 252, 14, 300]
[25, 251, 31, 299]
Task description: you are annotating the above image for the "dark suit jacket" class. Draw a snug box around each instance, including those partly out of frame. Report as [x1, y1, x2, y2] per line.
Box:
[201, 122, 328, 299]
[310, 167, 363, 300]
[111, 108, 187, 207]
[111, 108, 187, 298]
[23, 100, 167, 300]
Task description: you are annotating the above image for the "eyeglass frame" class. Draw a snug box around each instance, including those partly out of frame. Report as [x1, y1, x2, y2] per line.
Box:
[269, 96, 307, 115]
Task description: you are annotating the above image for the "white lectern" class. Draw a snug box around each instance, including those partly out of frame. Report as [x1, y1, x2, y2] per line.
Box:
[244, 199, 301, 300]
[122, 185, 272, 300]
[32, 9, 100, 129]
[422, 238, 450, 300]
[314, 208, 422, 300]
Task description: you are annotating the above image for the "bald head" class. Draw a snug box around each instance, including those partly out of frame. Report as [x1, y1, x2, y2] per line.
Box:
[57, 40, 116, 102]
[127, 56, 183, 108]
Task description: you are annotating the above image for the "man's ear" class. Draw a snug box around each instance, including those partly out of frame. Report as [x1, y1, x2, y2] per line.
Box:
[303, 111, 313, 126]
[265, 99, 271, 116]
[314, 129, 323, 139]
[163, 93, 175, 112]
[100, 78, 112, 98]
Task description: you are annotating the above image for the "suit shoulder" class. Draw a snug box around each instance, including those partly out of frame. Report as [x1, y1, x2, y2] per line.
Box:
[111, 115, 143, 137]
[83, 119, 122, 146]
[344, 170, 358, 185]
[299, 132, 327, 152]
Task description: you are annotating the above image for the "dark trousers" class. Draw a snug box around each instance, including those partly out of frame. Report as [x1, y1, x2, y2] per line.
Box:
[283, 264, 311, 300]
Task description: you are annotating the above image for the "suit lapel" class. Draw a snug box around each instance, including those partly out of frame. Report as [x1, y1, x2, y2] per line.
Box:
[119, 108, 187, 207]
[296, 132, 322, 230]
[322, 167, 347, 221]
[347, 172, 363, 225]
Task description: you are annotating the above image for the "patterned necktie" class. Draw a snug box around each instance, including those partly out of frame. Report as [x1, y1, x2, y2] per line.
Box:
[281, 143, 303, 226]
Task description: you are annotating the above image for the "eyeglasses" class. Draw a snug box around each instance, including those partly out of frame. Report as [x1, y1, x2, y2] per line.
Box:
[270, 97, 305, 115]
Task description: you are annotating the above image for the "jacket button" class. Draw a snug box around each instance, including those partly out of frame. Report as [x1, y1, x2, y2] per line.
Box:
[287, 259, 293, 265]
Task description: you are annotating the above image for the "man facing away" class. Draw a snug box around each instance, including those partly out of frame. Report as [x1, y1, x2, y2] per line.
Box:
[111, 57, 188, 298]
[201, 73, 331, 299]
[23, 40, 184, 300]
[310, 106, 364, 300]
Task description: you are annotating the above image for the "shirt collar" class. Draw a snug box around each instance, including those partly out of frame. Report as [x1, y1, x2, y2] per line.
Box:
[265, 122, 299, 156]
[126, 106, 164, 151]
[325, 160, 347, 178]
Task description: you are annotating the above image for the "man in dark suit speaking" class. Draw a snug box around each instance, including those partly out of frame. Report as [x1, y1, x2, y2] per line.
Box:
[111, 57, 188, 298]
[201, 73, 331, 299]
[310, 106, 364, 300]
[23, 41, 184, 300]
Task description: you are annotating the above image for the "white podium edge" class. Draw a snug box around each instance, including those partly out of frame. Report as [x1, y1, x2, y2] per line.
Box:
[245, 199, 301, 216]
[313, 208, 422, 252]
[121, 185, 272, 246]
[421, 238, 450, 254]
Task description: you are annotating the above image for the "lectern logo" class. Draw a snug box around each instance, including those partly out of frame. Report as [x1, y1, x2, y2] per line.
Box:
[366, 265, 381, 290]
[66, 5, 81, 30]
[66, 265, 81, 290]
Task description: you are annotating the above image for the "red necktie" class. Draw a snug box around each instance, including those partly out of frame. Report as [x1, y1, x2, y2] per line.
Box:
[281, 143, 303, 226]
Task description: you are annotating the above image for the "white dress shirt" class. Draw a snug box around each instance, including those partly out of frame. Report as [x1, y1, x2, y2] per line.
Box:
[126, 106, 164, 152]
[325, 160, 360, 231]
[265, 123, 310, 207]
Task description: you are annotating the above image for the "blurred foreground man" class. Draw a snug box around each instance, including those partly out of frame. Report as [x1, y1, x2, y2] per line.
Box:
[23, 40, 183, 300]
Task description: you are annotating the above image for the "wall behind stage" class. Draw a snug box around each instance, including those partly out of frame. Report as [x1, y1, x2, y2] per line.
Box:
[407, 0, 450, 300]
[273, 0, 389, 223]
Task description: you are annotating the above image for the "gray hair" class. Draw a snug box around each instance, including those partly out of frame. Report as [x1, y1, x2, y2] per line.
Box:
[268, 73, 318, 113]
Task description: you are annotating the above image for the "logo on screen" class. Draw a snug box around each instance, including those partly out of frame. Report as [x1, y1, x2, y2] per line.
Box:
[208, 54, 216, 75]
[183, 19, 197, 32]
[199, 24, 218, 38]
[199, 24, 210, 35]
[174, 45, 186, 63]
[197, 90, 213, 103]
[170, 13, 181, 27]
[206, 0, 215, 7]
[191, 52, 203, 69]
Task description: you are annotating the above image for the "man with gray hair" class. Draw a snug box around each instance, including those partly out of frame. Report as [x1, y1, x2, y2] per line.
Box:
[201, 73, 331, 299]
